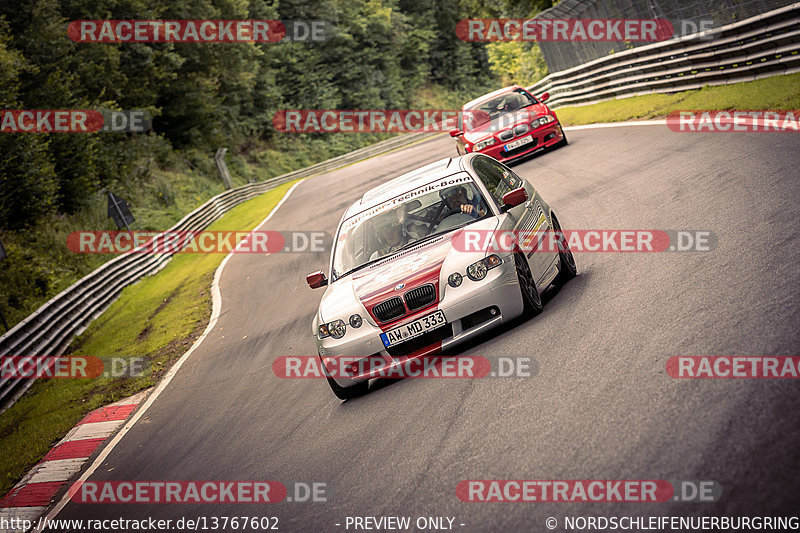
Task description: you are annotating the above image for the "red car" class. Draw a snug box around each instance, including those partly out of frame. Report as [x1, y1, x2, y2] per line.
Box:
[450, 85, 567, 163]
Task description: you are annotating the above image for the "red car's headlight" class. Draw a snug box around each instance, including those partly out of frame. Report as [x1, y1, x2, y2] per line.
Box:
[474, 138, 496, 151]
[532, 115, 556, 128]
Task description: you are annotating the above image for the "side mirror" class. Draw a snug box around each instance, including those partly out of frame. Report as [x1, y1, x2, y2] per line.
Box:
[501, 187, 528, 212]
[306, 270, 328, 289]
[449, 129, 463, 137]
[539, 92, 550, 103]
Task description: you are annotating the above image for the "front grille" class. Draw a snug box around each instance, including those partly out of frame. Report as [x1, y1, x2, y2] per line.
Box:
[404, 284, 436, 311]
[373, 297, 405, 322]
[498, 130, 514, 142]
[386, 323, 453, 359]
[513, 124, 529, 137]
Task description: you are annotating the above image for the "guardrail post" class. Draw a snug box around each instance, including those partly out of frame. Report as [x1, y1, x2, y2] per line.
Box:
[215, 148, 234, 189]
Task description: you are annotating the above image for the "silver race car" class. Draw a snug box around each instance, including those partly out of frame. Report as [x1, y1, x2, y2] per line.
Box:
[306, 153, 577, 399]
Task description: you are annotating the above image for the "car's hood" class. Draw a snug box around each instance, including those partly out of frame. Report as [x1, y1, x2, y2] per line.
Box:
[464, 104, 549, 143]
[320, 218, 499, 325]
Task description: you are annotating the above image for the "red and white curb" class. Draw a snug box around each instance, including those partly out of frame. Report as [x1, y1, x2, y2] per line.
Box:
[0, 390, 148, 533]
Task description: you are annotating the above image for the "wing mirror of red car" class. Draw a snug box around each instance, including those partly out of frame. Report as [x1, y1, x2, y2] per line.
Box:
[306, 270, 328, 289]
[501, 187, 528, 212]
[539, 92, 550, 103]
[449, 129, 463, 137]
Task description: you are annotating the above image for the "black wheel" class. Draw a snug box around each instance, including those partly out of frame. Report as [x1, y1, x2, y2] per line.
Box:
[556, 125, 568, 147]
[552, 213, 576, 283]
[326, 374, 369, 400]
[514, 252, 543, 317]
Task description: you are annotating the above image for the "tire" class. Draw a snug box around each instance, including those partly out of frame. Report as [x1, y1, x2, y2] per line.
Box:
[326, 374, 369, 400]
[551, 213, 577, 283]
[514, 252, 543, 317]
[556, 125, 568, 147]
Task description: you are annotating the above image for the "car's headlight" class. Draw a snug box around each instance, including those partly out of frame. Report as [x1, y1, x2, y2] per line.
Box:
[448, 272, 463, 287]
[532, 115, 555, 128]
[467, 254, 503, 281]
[319, 319, 347, 339]
[467, 261, 488, 281]
[474, 137, 496, 151]
[349, 314, 363, 328]
[328, 319, 346, 339]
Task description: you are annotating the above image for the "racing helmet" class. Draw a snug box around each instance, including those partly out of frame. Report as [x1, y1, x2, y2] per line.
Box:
[440, 185, 468, 205]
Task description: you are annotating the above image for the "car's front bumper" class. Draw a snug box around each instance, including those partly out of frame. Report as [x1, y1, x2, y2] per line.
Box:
[317, 256, 524, 388]
[474, 122, 564, 163]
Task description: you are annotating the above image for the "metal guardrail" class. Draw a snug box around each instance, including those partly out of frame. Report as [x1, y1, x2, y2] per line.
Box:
[526, 2, 800, 108]
[0, 130, 436, 411]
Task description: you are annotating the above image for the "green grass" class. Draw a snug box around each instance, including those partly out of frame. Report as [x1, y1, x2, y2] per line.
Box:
[0, 180, 298, 496]
[555, 72, 800, 126]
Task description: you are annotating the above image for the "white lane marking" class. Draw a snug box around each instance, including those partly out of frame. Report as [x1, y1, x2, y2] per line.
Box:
[563, 119, 667, 131]
[41, 180, 303, 528]
[63, 420, 124, 441]
[26, 459, 87, 484]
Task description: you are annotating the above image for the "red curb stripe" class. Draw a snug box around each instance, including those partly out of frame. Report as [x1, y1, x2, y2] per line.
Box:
[42, 438, 106, 462]
[78, 404, 138, 425]
[0, 481, 62, 507]
[0, 402, 141, 508]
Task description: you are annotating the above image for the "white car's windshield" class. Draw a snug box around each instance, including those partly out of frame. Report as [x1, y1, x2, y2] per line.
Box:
[332, 176, 490, 281]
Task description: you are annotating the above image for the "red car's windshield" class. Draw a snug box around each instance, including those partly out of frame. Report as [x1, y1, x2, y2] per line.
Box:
[463, 88, 538, 129]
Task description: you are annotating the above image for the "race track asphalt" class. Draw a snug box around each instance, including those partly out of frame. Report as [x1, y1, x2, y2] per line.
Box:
[52, 125, 800, 531]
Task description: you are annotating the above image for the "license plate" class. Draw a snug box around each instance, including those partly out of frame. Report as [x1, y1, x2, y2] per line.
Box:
[380, 310, 446, 348]
[504, 135, 534, 151]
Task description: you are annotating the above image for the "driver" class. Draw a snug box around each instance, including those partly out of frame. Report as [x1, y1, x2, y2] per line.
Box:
[440, 185, 486, 220]
[501, 92, 527, 113]
[370, 210, 416, 260]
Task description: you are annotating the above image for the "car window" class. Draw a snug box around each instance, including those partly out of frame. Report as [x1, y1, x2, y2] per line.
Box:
[500, 165, 523, 189]
[332, 177, 490, 280]
[472, 156, 521, 206]
[463, 89, 538, 128]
